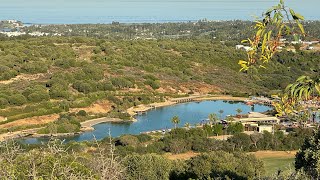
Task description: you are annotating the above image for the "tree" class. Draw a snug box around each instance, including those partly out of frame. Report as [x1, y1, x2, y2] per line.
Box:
[295, 130, 320, 178]
[123, 154, 172, 180]
[171, 115, 180, 129]
[8, 94, 27, 106]
[250, 132, 263, 149]
[228, 133, 252, 151]
[208, 113, 218, 125]
[212, 124, 223, 136]
[186, 151, 265, 179]
[76, 110, 87, 116]
[236, 108, 242, 117]
[227, 122, 244, 135]
[226, 116, 235, 123]
[117, 135, 140, 147]
[184, 122, 191, 129]
[238, 0, 306, 72]
[218, 110, 224, 119]
[237, 0, 318, 122]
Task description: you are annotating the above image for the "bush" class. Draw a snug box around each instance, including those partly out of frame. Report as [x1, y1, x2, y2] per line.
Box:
[76, 110, 87, 116]
[185, 151, 265, 179]
[227, 133, 252, 151]
[227, 122, 244, 135]
[144, 79, 160, 89]
[8, 94, 27, 106]
[27, 92, 50, 102]
[135, 134, 152, 143]
[0, 98, 9, 108]
[117, 135, 139, 147]
[111, 77, 134, 89]
[123, 154, 172, 180]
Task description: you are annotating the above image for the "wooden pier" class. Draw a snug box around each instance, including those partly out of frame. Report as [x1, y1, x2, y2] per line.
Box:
[171, 96, 200, 103]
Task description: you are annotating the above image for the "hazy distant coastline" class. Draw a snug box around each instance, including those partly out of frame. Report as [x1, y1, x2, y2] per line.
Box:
[1, 0, 319, 25]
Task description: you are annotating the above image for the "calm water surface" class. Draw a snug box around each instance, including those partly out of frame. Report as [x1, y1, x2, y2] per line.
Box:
[1, 0, 319, 24]
[21, 100, 272, 144]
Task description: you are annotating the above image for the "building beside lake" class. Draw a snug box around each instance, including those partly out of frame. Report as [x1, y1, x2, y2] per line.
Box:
[235, 112, 279, 133]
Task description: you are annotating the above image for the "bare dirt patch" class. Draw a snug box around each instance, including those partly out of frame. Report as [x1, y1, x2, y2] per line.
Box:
[73, 45, 96, 61]
[0, 114, 59, 129]
[158, 81, 222, 94]
[248, 151, 297, 159]
[0, 73, 46, 85]
[0, 116, 6, 122]
[70, 100, 112, 114]
[165, 151, 200, 160]
[166, 49, 182, 57]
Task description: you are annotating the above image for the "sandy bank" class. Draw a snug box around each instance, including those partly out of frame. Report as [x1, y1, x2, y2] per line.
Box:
[80, 117, 132, 132]
[127, 101, 177, 116]
[0, 117, 133, 141]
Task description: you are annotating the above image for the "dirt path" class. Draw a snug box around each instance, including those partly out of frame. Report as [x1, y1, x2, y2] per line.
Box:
[248, 151, 297, 158]
[164, 151, 200, 160]
[0, 73, 46, 85]
[164, 150, 297, 161]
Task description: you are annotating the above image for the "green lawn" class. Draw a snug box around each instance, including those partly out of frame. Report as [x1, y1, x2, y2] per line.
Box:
[261, 157, 295, 176]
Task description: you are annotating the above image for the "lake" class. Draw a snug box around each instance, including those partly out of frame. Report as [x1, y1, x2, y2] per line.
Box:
[1, 0, 319, 24]
[20, 100, 272, 144]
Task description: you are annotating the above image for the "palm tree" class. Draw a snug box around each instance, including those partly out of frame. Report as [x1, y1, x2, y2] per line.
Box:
[184, 122, 191, 129]
[226, 116, 235, 124]
[171, 116, 180, 129]
[236, 108, 242, 118]
[208, 113, 218, 126]
[218, 110, 224, 120]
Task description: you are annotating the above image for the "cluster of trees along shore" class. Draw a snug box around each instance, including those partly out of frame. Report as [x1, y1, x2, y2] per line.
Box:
[0, 126, 318, 179]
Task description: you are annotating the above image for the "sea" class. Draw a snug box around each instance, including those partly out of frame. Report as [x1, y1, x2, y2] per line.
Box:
[0, 0, 319, 24]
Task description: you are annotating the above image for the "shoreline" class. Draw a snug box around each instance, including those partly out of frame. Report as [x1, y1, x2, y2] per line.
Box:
[80, 117, 133, 131]
[0, 117, 134, 142]
[28, 117, 134, 139]
[0, 95, 249, 142]
[127, 95, 249, 118]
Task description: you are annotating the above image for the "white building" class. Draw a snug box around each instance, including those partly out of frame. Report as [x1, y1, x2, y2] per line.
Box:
[258, 125, 273, 133]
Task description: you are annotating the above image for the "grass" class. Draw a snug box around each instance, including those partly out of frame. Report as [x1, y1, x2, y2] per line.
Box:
[261, 157, 295, 176]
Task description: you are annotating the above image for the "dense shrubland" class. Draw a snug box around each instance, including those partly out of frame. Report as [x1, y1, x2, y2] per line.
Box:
[0, 33, 319, 124]
[114, 127, 313, 155]
[0, 126, 315, 179]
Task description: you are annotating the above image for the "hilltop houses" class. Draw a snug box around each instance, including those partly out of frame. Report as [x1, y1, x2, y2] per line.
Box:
[235, 45, 253, 51]
[236, 39, 320, 52]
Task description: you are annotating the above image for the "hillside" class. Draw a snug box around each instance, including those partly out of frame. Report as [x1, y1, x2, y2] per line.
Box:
[0, 27, 319, 133]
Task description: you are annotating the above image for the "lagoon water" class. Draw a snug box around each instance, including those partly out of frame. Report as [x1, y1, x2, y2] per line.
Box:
[21, 100, 272, 144]
[1, 0, 319, 24]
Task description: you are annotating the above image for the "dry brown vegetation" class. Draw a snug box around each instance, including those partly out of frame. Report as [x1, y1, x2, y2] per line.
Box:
[164, 151, 200, 160]
[70, 100, 112, 114]
[0, 114, 59, 129]
[248, 151, 297, 159]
